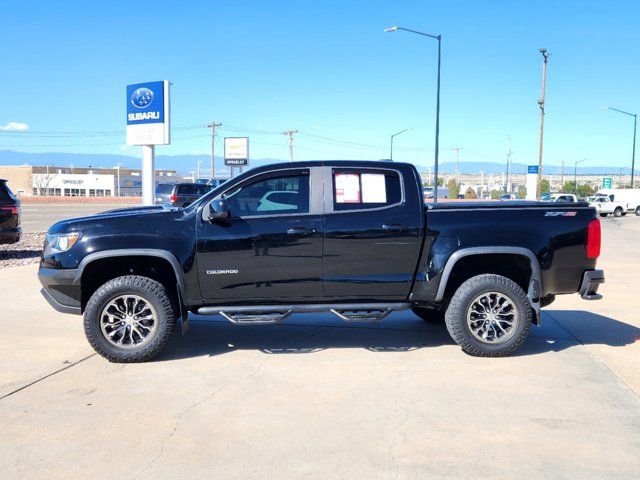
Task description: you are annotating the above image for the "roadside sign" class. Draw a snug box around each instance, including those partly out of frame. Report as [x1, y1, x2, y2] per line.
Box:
[602, 177, 613, 189]
[224, 137, 249, 166]
[526, 165, 538, 200]
[126, 80, 170, 146]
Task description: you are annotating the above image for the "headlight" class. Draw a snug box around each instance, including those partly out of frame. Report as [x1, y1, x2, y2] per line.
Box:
[44, 233, 81, 255]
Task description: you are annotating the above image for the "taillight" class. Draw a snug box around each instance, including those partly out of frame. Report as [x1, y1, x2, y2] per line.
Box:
[170, 193, 177, 202]
[586, 218, 601, 259]
[1, 206, 19, 215]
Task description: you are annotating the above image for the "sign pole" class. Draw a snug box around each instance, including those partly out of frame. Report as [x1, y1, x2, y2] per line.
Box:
[141, 145, 155, 206]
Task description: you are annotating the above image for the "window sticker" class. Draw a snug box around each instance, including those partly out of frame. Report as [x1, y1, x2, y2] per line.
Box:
[361, 173, 387, 203]
[335, 173, 361, 203]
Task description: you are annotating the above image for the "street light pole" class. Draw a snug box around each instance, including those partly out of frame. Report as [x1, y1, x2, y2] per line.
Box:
[385, 26, 442, 202]
[390, 128, 412, 161]
[537, 48, 550, 200]
[574, 159, 585, 195]
[603, 107, 637, 188]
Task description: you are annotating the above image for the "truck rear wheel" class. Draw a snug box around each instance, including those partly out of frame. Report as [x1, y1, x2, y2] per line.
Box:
[445, 274, 532, 357]
[636, 207, 640, 216]
[84, 275, 176, 363]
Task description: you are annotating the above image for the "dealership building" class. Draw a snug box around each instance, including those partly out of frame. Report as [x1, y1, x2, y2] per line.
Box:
[0, 165, 180, 197]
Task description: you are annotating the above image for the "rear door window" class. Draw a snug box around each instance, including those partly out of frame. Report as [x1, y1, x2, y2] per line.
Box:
[332, 169, 402, 211]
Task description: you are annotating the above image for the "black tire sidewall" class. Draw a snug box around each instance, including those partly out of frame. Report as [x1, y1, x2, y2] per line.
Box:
[445, 274, 532, 356]
[84, 276, 175, 362]
[614, 208, 622, 217]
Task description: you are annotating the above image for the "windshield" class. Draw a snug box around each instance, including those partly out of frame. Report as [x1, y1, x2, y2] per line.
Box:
[155, 184, 174, 194]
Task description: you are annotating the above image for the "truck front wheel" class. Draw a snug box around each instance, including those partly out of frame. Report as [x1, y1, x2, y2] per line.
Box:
[445, 274, 532, 357]
[614, 207, 623, 217]
[84, 275, 176, 363]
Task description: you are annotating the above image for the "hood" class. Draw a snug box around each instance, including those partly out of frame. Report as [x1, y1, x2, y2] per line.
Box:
[46, 203, 184, 235]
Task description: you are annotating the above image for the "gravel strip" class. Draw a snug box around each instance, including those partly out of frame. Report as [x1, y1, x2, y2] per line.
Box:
[0, 233, 45, 269]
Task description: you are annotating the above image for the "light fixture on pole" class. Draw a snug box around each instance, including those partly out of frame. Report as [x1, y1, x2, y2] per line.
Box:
[385, 26, 442, 202]
[601, 106, 637, 188]
[390, 128, 413, 161]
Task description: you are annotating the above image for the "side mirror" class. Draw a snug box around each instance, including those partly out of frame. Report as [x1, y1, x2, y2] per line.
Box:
[207, 198, 229, 222]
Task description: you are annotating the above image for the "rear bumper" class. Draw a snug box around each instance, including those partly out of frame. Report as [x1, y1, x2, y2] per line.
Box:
[38, 267, 82, 315]
[580, 269, 605, 300]
[0, 227, 21, 245]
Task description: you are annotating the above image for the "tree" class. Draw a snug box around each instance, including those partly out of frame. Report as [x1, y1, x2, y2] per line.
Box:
[490, 189, 502, 199]
[446, 178, 460, 198]
[437, 177, 444, 186]
[516, 185, 526, 199]
[541, 179, 550, 194]
[464, 187, 478, 199]
[562, 181, 595, 198]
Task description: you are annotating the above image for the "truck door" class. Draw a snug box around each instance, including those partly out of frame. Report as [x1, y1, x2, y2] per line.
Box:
[322, 166, 423, 299]
[197, 167, 324, 301]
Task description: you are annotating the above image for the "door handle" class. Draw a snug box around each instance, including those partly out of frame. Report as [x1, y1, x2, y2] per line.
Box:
[286, 227, 315, 237]
[382, 224, 405, 232]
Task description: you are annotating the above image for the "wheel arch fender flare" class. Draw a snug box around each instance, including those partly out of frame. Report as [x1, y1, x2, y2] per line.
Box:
[434, 247, 543, 322]
[74, 249, 188, 302]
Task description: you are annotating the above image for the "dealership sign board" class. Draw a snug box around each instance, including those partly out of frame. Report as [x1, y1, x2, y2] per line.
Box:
[126, 81, 170, 146]
[602, 177, 613, 189]
[224, 137, 249, 166]
[526, 165, 538, 200]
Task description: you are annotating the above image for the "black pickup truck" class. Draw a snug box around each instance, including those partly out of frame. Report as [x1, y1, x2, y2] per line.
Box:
[38, 161, 604, 362]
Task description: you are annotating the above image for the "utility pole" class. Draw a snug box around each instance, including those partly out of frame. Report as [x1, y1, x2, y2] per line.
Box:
[537, 48, 550, 200]
[282, 130, 298, 162]
[197, 160, 202, 180]
[505, 136, 513, 194]
[207, 122, 222, 180]
[454, 147, 460, 184]
[561, 159, 564, 189]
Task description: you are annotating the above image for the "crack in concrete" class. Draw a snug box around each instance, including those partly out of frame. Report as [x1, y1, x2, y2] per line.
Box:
[0, 353, 97, 400]
[131, 356, 270, 480]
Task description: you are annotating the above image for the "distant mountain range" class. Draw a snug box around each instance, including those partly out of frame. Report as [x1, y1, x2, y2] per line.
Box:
[0, 149, 635, 176]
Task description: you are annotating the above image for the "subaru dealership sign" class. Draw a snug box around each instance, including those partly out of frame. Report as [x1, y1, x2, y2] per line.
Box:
[126, 81, 170, 146]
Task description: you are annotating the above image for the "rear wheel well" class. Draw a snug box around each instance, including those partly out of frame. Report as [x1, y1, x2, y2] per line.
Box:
[80, 256, 179, 312]
[442, 254, 533, 302]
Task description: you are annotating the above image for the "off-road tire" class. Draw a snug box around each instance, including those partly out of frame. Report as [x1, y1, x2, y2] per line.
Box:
[614, 207, 623, 218]
[445, 274, 532, 357]
[636, 207, 640, 216]
[84, 275, 176, 363]
[412, 307, 446, 323]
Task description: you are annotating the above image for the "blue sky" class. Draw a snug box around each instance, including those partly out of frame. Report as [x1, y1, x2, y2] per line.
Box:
[1, 0, 638, 170]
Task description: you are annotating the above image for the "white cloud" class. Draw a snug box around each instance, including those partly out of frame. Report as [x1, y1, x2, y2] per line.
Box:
[0, 121, 29, 132]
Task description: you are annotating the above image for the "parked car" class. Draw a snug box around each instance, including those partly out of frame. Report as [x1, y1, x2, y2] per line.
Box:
[155, 183, 212, 208]
[0, 179, 21, 244]
[587, 195, 627, 217]
[423, 186, 449, 200]
[597, 188, 640, 215]
[541, 193, 578, 203]
[500, 194, 517, 201]
[38, 161, 604, 362]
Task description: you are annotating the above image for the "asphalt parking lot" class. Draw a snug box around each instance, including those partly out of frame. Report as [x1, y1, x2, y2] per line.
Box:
[20, 204, 131, 233]
[1, 215, 639, 479]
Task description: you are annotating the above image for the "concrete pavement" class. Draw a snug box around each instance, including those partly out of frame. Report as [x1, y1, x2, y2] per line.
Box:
[0, 217, 639, 479]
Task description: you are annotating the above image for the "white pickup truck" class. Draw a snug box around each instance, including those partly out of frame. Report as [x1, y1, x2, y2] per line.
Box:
[597, 189, 640, 216]
[541, 193, 578, 203]
[587, 195, 627, 217]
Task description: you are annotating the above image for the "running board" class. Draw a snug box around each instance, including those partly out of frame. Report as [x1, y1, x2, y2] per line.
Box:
[197, 303, 411, 325]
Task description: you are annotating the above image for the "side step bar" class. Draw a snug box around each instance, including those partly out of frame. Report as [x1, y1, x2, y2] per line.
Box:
[197, 303, 411, 325]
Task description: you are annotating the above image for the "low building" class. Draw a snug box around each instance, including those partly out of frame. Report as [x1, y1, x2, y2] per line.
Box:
[0, 165, 179, 197]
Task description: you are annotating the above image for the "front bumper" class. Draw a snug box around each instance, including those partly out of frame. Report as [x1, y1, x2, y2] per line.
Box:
[580, 269, 605, 300]
[38, 267, 82, 315]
